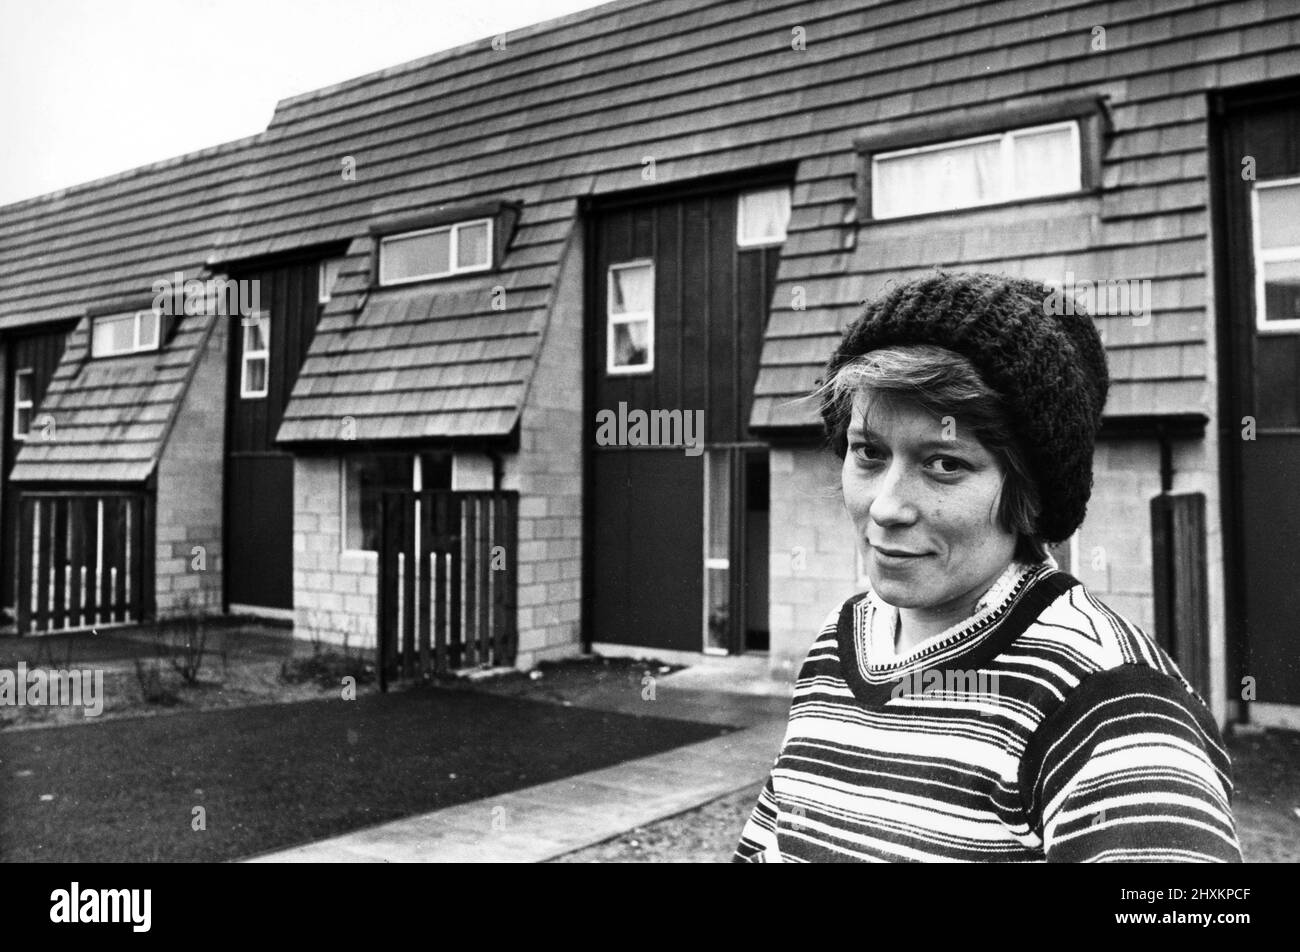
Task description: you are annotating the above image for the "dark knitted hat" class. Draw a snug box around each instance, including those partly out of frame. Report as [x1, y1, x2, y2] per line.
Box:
[821, 271, 1109, 543]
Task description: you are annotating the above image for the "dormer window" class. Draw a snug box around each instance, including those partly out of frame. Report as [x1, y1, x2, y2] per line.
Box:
[855, 96, 1108, 222]
[12, 368, 33, 440]
[378, 217, 493, 285]
[91, 310, 160, 358]
[319, 257, 345, 304]
[871, 121, 1081, 219]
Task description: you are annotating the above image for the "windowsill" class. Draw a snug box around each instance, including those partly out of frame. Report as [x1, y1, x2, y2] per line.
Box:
[861, 187, 1101, 227]
[89, 348, 162, 361]
[372, 267, 496, 290]
[341, 549, 379, 560]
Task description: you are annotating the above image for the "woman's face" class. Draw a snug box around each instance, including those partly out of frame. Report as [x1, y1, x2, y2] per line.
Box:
[842, 391, 1019, 615]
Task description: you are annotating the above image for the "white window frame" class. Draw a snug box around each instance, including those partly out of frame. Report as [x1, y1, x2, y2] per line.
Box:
[606, 260, 655, 376]
[240, 311, 270, 399]
[1250, 176, 1300, 334]
[871, 120, 1082, 219]
[377, 217, 494, 286]
[12, 367, 33, 441]
[736, 186, 792, 248]
[319, 258, 345, 304]
[91, 309, 161, 358]
[702, 450, 731, 655]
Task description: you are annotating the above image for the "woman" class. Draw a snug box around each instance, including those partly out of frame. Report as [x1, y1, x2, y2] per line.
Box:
[734, 271, 1242, 863]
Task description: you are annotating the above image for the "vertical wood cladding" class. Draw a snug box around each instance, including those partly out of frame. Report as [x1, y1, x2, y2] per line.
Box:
[0, 322, 73, 607]
[592, 189, 778, 444]
[225, 257, 324, 610]
[227, 258, 322, 453]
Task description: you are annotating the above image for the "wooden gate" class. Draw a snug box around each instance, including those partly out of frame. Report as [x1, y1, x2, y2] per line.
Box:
[1151, 492, 1210, 701]
[16, 490, 152, 635]
[377, 490, 518, 687]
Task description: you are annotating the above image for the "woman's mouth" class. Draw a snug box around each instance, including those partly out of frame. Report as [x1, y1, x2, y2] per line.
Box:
[870, 544, 930, 562]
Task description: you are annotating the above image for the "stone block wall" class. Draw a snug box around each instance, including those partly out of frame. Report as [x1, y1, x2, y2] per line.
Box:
[154, 316, 226, 618]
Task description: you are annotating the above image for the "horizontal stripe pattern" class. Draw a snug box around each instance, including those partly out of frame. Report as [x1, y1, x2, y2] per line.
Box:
[734, 566, 1241, 863]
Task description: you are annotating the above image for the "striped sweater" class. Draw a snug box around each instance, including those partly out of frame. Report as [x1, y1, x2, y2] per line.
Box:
[733, 561, 1242, 862]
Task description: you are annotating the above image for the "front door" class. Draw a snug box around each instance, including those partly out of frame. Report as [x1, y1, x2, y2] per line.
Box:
[588, 179, 786, 653]
[1217, 83, 1300, 706]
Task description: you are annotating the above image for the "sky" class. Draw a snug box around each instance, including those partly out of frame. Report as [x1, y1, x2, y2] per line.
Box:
[0, 0, 612, 206]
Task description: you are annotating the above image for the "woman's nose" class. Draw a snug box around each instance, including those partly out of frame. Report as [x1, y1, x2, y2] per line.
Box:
[867, 461, 919, 526]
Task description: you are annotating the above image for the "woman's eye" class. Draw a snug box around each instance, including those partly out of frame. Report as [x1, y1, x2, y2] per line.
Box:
[850, 443, 885, 462]
[926, 456, 967, 475]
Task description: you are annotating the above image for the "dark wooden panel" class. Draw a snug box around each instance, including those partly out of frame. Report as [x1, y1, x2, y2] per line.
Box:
[680, 198, 710, 422]
[226, 455, 294, 609]
[1151, 493, 1210, 701]
[228, 258, 324, 454]
[591, 449, 703, 652]
[1, 322, 73, 607]
[463, 498, 479, 667]
[401, 492, 416, 679]
[1239, 436, 1300, 704]
[654, 202, 682, 412]
[708, 194, 737, 441]
[80, 496, 99, 626]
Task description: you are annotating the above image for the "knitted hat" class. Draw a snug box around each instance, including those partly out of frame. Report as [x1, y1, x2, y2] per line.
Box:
[821, 271, 1109, 543]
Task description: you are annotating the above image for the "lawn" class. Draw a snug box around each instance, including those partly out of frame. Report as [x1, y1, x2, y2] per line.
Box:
[0, 686, 732, 862]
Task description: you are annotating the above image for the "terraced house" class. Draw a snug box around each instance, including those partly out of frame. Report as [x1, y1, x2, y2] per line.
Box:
[1, 0, 1298, 731]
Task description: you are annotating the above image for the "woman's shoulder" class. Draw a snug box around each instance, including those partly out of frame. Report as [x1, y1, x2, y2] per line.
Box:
[1025, 571, 1205, 703]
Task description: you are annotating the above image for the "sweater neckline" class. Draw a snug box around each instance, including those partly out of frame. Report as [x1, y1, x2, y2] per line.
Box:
[835, 562, 1079, 708]
[864, 559, 1040, 664]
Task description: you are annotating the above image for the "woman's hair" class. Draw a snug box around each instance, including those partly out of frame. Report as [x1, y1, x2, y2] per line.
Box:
[821, 344, 1048, 564]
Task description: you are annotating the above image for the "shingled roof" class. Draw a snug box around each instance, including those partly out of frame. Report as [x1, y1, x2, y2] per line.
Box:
[0, 136, 257, 329]
[10, 310, 219, 483]
[205, 0, 1254, 436]
[275, 234, 546, 442]
[6, 0, 1281, 441]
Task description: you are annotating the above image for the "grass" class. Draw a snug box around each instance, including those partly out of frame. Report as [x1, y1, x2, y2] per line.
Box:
[0, 684, 733, 862]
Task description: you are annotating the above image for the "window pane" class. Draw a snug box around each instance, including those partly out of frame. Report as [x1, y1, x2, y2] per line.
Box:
[1257, 183, 1300, 250]
[344, 455, 413, 551]
[1262, 258, 1300, 324]
[15, 371, 31, 403]
[612, 320, 650, 368]
[243, 357, 267, 394]
[137, 310, 159, 348]
[1011, 125, 1078, 196]
[15, 405, 31, 438]
[244, 314, 269, 353]
[610, 263, 654, 314]
[381, 229, 450, 282]
[874, 138, 1001, 217]
[738, 187, 792, 245]
[456, 221, 490, 268]
[93, 315, 135, 355]
[319, 258, 345, 302]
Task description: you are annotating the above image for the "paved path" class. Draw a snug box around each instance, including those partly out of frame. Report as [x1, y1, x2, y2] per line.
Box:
[248, 658, 792, 863]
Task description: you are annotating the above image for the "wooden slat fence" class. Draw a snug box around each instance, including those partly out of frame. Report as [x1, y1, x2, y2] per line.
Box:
[17, 490, 152, 634]
[1151, 491, 1211, 702]
[377, 490, 519, 688]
